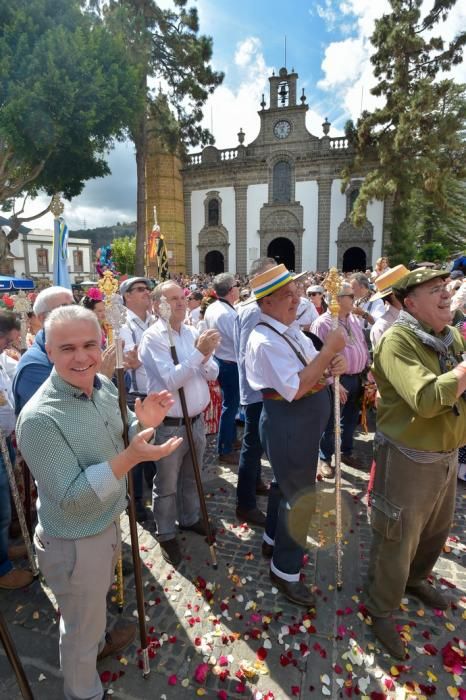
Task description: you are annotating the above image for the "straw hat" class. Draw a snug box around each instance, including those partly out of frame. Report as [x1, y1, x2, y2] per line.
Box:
[370, 265, 410, 301]
[248, 264, 306, 302]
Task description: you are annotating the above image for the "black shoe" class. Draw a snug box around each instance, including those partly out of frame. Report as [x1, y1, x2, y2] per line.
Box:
[405, 581, 449, 610]
[270, 570, 315, 607]
[262, 542, 274, 558]
[255, 480, 270, 496]
[159, 538, 182, 567]
[236, 506, 266, 527]
[371, 616, 406, 659]
[179, 520, 216, 538]
[135, 500, 149, 523]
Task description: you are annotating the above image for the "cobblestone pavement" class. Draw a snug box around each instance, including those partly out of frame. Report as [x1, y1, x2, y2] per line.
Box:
[1, 422, 465, 700]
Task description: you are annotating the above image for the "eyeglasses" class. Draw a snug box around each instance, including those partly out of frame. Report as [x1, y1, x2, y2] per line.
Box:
[130, 286, 149, 293]
[308, 292, 322, 297]
[230, 282, 240, 290]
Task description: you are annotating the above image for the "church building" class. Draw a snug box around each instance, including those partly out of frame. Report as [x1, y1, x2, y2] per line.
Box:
[146, 66, 391, 276]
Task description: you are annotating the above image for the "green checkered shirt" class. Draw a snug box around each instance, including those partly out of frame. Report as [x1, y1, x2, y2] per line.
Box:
[17, 369, 138, 539]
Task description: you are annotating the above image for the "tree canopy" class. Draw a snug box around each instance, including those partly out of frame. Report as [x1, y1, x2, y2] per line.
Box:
[342, 0, 466, 263]
[0, 0, 138, 224]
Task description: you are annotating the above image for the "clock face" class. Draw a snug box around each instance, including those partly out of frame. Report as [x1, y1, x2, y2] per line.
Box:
[273, 120, 291, 139]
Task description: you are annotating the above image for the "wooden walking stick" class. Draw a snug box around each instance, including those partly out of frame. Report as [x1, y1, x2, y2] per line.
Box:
[13, 291, 33, 537]
[0, 429, 38, 576]
[159, 298, 218, 569]
[98, 272, 150, 676]
[0, 610, 34, 700]
[324, 268, 343, 590]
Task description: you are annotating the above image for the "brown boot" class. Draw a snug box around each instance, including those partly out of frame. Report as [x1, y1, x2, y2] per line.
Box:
[97, 624, 137, 661]
[371, 616, 406, 659]
[405, 581, 449, 610]
[0, 568, 34, 590]
[8, 544, 27, 561]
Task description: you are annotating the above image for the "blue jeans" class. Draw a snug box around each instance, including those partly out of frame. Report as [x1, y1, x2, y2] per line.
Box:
[237, 402, 264, 510]
[215, 358, 240, 456]
[0, 440, 14, 577]
[319, 374, 362, 462]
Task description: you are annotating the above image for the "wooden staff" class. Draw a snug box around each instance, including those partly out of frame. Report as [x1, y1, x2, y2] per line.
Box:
[324, 268, 343, 590]
[0, 429, 38, 576]
[159, 298, 218, 569]
[99, 272, 150, 677]
[0, 610, 34, 699]
[13, 291, 33, 537]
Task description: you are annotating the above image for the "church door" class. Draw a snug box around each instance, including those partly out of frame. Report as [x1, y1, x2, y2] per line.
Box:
[342, 246, 366, 272]
[267, 237, 295, 271]
[205, 250, 224, 274]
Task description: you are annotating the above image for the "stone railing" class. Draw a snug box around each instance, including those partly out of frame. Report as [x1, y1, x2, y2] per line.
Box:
[219, 148, 238, 161]
[329, 136, 349, 150]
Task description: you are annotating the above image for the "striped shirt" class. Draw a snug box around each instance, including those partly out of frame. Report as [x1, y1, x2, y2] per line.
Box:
[16, 369, 139, 539]
[311, 311, 369, 375]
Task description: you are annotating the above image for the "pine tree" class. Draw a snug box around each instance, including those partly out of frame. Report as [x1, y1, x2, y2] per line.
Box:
[342, 0, 466, 264]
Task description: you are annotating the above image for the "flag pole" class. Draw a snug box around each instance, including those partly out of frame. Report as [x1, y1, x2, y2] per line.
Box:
[324, 268, 343, 590]
[159, 298, 218, 569]
[98, 271, 150, 676]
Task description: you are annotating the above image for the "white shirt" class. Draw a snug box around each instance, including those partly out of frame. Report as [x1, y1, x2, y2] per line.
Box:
[0, 362, 17, 436]
[0, 352, 18, 382]
[139, 319, 219, 417]
[186, 306, 201, 327]
[370, 304, 400, 348]
[355, 297, 386, 329]
[204, 298, 237, 362]
[293, 296, 318, 330]
[246, 313, 319, 403]
[120, 309, 154, 394]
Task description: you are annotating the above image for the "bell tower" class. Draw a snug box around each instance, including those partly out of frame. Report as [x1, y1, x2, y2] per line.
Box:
[269, 67, 298, 108]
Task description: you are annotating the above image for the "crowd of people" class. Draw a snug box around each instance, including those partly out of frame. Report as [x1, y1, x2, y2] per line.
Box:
[0, 255, 465, 699]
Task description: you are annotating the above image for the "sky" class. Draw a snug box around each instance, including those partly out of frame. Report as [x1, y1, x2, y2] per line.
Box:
[7, 0, 466, 232]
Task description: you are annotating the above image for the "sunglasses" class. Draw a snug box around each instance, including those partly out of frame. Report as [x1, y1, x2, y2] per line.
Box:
[308, 292, 322, 296]
[339, 294, 355, 299]
[230, 282, 241, 289]
[130, 286, 149, 293]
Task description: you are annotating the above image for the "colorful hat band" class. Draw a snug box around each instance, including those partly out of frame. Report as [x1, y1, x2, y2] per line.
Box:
[252, 269, 294, 299]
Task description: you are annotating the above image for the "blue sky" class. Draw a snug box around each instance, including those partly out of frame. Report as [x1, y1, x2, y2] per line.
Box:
[7, 0, 466, 231]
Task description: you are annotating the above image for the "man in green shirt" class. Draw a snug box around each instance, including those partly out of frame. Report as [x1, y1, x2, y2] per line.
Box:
[17, 305, 182, 700]
[366, 268, 466, 659]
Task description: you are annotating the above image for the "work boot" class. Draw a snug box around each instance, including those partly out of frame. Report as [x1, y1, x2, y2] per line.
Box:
[255, 480, 270, 496]
[341, 454, 360, 469]
[219, 452, 239, 466]
[97, 624, 137, 661]
[159, 538, 182, 567]
[405, 581, 449, 610]
[261, 541, 274, 559]
[236, 506, 266, 527]
[179, 520, 217, 538]
[270, 570, 315, 608]
[371, 616, 406, 659]
[0, 568, 34, 590]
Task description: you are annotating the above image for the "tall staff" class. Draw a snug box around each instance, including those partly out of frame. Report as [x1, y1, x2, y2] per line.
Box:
[0, 610, 34, 699]
[98, 271, 151, 677]
[324, 268, 343, 590]
[159, 298, 218, 569]
[13, 291, 33, 536]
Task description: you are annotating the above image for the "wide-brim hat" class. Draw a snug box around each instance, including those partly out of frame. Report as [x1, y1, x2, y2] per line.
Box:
[392, 267, 450, 293]
[246, 264, 307, 303]
[370, 265, 410, 301]
[119, 277, 151, 296]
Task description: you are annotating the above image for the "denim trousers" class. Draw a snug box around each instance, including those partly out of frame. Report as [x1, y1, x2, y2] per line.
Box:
[236, 402, 264, 510]
[152, 417, 206, 542]
[261, 389, 331, 580]
[319, 373, 362, 461]
[0, 439, 14, 577]
[215, 358, 240, 455]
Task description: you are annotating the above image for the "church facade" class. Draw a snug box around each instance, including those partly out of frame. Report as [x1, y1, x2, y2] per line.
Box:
[180, 67, 391, 275]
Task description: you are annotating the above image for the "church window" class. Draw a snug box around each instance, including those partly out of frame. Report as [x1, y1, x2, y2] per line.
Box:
[273, 161, 291, 203]
[349, 188, 359, 212]
[36, 248, 49, 272]
[208, 198, 219, 226]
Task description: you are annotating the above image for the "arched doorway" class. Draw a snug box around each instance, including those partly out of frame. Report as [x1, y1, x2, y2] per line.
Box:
[205, 250, 224, 274]
[342, 246, 366, 272]
[267, 237, 295, 271]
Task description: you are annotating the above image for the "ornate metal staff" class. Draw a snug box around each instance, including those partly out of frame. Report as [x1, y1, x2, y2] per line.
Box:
[12, 291, 34, 537]
[0, 609, 34, 699]
[159, 297, 218, 569]
[324, 268, 343, 590]
[98, 274, 125, 614]
[0, 429, 38, 576]
[98, 271, 150, 677]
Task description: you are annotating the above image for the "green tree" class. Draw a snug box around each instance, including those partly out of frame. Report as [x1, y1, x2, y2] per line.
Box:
[342, 0, 466, 264]
[112, 235, 136, 275]
[416, 241, 449, 262]
[0, 0, 138, 237]
[96, 0, 223, 274]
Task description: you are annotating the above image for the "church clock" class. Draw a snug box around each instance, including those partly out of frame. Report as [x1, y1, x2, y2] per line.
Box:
[273, 119, 291, 139]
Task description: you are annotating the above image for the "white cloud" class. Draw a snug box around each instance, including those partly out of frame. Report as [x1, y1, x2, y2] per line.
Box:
[318, 37, 367, 89]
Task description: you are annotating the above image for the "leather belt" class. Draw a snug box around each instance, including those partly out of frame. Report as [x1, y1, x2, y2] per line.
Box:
[163, 414, 201, 427]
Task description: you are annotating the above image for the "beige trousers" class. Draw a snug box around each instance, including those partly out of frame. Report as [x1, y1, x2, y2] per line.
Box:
[34, 521, 120, 700]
